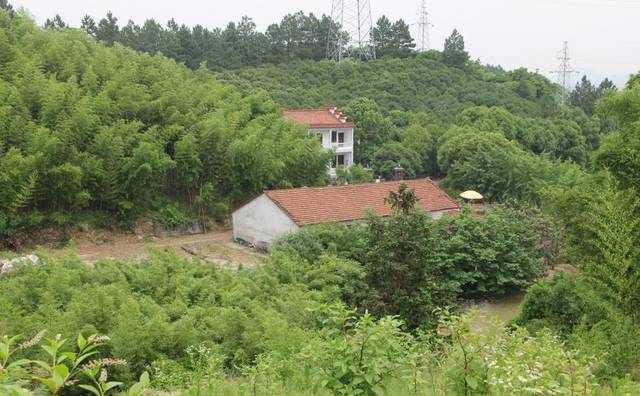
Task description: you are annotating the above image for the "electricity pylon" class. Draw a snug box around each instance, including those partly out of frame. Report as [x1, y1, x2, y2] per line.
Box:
[550, 41, 578, 103]
[328, 0, 376, 61]
[417, 0, 433, 52]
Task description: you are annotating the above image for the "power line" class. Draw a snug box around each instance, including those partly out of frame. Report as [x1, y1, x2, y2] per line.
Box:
[550, 41, 579, 103]
[327, 0, 376, 61]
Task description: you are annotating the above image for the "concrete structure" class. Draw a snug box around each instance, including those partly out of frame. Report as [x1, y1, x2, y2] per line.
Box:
[283, 107, 355, 177]
[232, 194, 299, 247]
[232, 178, 460, 247]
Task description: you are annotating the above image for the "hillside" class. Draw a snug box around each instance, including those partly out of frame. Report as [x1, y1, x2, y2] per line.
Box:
[0, 10, 330, 245]
[217, 56, 558, 120]
[2, 2, 640, 395]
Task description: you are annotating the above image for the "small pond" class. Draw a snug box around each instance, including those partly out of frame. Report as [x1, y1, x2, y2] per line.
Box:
[463, 293, 525, 332]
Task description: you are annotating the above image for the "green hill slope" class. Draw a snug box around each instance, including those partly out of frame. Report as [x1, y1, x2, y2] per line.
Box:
[0, 10, 329, 244]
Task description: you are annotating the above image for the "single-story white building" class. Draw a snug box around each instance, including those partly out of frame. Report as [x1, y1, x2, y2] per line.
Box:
[232, 178, 460, 247]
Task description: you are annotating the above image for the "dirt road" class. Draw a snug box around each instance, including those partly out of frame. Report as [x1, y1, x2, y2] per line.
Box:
[67, 229, 264, 268]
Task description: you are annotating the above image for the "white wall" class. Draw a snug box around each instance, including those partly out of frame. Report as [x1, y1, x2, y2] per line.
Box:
[232, 194, 299, 246]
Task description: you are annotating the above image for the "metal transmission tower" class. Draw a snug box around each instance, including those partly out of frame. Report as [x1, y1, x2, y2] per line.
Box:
[417, 0, 433, 52]
[328, 0, 376, 61]
[551, 41, 578, 103]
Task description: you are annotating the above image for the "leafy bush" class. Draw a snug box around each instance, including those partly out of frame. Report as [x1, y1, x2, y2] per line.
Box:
[0, 250, 360, 384]
[153, 203, 193, 229]
[335, 164, 374, 185]
[276, 199, 551, 329]
[273, 222, 368, 262]
[515, 273, 640, 380]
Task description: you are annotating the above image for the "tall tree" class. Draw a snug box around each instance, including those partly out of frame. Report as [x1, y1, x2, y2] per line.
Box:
[96, 11, 120, 45]
[44, 14, 67, 29]
[597, 78, 616, 96]
[371, 16, 394, 57]
[442, 29, 468, 67]
[80, 15, 97, 37]
[390, 19, 415, 58]
[0, 0, 14, 15]
[569, 75, 598, 115]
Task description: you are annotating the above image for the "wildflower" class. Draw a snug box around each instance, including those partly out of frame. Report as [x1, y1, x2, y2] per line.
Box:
[82, 358, 127, 371]
[18, 330, 46, 350]
[99, 369, 108, 383]
[87, 335, 110, 344]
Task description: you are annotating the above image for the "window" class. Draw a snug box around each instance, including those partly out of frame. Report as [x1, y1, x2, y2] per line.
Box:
[331, 130, 338, 143]
[318, 133, 323, 144]
[338, 132, 345, 143]
[331, 155, 345, 168]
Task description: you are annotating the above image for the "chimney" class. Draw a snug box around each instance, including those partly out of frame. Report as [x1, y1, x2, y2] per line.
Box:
[392, 165, 405, 181]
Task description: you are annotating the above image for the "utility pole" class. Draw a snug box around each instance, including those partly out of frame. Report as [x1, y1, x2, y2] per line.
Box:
[550, 41, 578, 103]
[328, 0, 376, 61]
[417, 0, 433, 52]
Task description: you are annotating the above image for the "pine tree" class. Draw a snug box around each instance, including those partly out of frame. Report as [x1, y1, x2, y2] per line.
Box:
[371, 16, 394, 57]
[569, 75, 598, 115]
[0, 0, 13, 15]
[81, 15, 98, 37]
[390, 19, 415, 58]
[597, 78, 616, 96]
[96, 11, 120, 45]
[44, 14, 67, 29]
[442, 29, 469, 67]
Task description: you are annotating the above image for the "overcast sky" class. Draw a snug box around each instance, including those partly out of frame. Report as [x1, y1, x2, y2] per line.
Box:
[11, 0, 640, 87]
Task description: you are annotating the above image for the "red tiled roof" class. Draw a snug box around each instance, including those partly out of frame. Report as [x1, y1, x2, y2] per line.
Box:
[264, 179, 460, 226]
[283, 107, 355, 129]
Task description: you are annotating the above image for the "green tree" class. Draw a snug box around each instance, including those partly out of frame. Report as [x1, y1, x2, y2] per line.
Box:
[442, 29, 468, 67]
[335, 164, 374, 185]
[96, 11, 120, 45]
[596, 78, 640, 189]
[365, 191, 436, 328]
[372, 142, 422, 180]
[390, 19, 415, 58]
[402, 123, 438, 176]
[81, 15, 98, 37]
[44, 14, 67, 30]
[371, 16, 394, 57]
[570, 75, 598, 115]
[0, 0, 14, 15]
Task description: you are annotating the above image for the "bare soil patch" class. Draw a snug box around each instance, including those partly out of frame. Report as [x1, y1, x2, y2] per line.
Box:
[51, 229, 264, 268]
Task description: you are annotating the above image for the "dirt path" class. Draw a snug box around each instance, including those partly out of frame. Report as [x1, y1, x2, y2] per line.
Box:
[65, 229, 264, 268]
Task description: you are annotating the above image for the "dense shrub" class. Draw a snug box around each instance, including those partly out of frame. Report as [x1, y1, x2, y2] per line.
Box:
[276, 203, 551, 329]
[0, 251, 360, 383]
[516, 273, 640, 380]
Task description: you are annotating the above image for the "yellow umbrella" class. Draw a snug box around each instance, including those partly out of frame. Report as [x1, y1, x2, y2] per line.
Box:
[460, 190, 484, 201]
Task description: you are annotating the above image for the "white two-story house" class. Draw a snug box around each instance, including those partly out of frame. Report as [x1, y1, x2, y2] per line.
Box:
[283, 107, 355, 176]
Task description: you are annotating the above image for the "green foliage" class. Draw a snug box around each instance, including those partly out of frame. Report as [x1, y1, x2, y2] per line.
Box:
[273, 223, 368, 263]
[596, 79, 640, 190]
[516, 274, 640, 380]
[277, 192, 552, 329]
[440, 311, 600, 395]
[298, 313, 410, 395]
[371, 16, 415, 58]
[372, 142, 422, 180]
[428, 206, 547, 298]
[153, 203, 193, 229]
[442, 29, 469, 67]
[0, 330, 147, 396]
[335, 164, 374, 185]
[0, 13, 332, 241]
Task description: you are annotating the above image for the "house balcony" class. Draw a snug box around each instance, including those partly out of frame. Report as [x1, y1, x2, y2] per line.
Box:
[330, 143, 353, 153]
